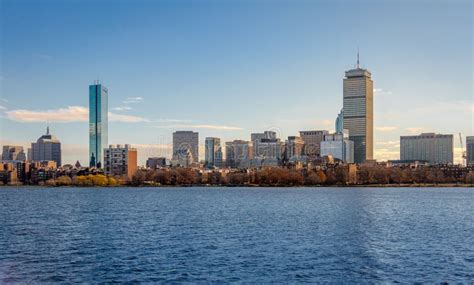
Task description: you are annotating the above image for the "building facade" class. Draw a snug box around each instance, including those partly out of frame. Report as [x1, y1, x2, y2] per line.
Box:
[299, 130, 329, 157]
[31, 127, 62, 166]
[343, 63, 373, 163]
[89, 82, 108, 168]
[285, 136, 305, 159]
[400, 133, 453, 165]
[2, 146, 26, 161]
[335, 109, 344, 133]
[466, 136, 474, 166]
[320, 130, 354, 163]
[172, 131, 199, 164]
[146, 157, 168, 169]
[225, 140, 253, 168]
[251, 131, 277, 158]
[104, 144, 137, 179]
[205, 137, 223, 168]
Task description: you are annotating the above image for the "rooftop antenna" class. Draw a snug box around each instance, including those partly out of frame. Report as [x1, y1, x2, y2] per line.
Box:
[46, 125, 50, 135]
[357, 47, 360, 69]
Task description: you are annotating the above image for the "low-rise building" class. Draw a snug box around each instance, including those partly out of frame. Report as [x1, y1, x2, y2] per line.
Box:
[146, 157, 168, 169]
[104, 144, 137, 179]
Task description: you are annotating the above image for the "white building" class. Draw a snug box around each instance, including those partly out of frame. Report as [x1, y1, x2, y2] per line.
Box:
[320, 130, 354, 163]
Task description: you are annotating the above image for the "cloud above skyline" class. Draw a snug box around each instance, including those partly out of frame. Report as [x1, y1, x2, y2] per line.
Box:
[155, 124, 243, 131]
[375, 126, 398, 132]
[123, 97, 144, 104]
[5, 106, 149, 123]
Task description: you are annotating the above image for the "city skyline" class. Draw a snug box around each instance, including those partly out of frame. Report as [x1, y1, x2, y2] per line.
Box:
[0, 1, 472, 165]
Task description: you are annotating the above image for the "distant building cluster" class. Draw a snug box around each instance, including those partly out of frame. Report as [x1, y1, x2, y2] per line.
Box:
[1, 58, 472, 185]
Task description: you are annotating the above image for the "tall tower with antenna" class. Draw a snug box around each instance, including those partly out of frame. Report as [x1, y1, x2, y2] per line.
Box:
[343, 50, 374, 163]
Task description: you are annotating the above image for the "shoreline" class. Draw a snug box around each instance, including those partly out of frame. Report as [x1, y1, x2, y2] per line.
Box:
[1, 183, 473, 188]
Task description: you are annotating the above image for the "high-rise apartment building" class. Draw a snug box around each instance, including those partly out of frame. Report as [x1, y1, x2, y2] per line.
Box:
[299, 130, 329, 157]
[466, 136, 474, 166]
[205, 137, 223, 168]
[89, 82, 108, 168]
[343, 58, 373, 163]
[173, 131, 199, 163]
[400, 133, 453, 165]
[2, 146, 26, 161]
[320, 130, 354, 163]
[104, 144, 137, 179]
[31, 126, 62, 166]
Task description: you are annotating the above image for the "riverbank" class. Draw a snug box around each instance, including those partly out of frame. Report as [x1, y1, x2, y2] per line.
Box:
[1, 183, 473, 188]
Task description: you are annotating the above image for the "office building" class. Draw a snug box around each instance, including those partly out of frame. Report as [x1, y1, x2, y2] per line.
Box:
[172, 149, 194, 167]
[89, 82, 108, 168]
[146, 157, 168, 169]
[251, 131, 283, 160]
[299, 130, 329, 157]
[2, 146, 26, 161]
[320, 130, 354, 163]
[251, 131, 276, 157]
[172, 131, 199, 164]
[343, 56, 373, 163]
[285, 136, 305, 159]
[31, 126, 62, 166]
[225, 140, 253, 168]
[400, 133, 453, 165]
[104, 144, 137, 179]
[205, 137, 223, 167]
[335, 109, 344, 133]
[466, 136, 474, 166]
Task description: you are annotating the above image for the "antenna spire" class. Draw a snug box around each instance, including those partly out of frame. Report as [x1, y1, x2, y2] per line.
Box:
[46, 125, 50, 135]
[357, 47, 360, 69]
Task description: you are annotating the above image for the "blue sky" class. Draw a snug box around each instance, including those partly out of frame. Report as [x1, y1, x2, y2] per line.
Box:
[0, 0, 472, 165]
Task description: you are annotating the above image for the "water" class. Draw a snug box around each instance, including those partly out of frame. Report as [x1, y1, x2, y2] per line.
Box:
[0, 187, 473, 283]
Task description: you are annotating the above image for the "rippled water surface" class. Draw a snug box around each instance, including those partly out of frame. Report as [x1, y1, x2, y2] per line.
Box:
[1, 187, 473, 282]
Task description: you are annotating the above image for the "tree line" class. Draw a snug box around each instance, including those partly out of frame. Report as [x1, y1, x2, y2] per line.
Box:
[3, 165, 472, 187]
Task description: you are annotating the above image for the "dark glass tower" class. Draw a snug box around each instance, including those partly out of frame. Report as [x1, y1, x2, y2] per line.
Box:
[89, 82, 108, 168]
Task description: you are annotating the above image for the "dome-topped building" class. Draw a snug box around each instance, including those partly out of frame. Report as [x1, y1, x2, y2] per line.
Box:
[31, 126, 62, 166]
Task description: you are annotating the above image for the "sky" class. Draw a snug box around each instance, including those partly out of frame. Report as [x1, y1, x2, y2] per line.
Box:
[0, 0, 472, 165]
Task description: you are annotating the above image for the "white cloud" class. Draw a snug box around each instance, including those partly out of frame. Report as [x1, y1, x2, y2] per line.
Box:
[376, 140, 400, 147]
[6, 106, 149, 123]
[375, 126, 398, 132]
[111, 106, 132, 111]
[7, 106, 88, 122]
[109, 112, 149, 123]
[405, 127, 425, 134]
[0, 105, 6, 110]
[374, 88, 393, 96]
[123, 97, 144, 104]
[155, 124, 243, 131]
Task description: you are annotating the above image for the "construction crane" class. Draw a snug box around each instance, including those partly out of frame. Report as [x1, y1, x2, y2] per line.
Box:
[459, 133, 467, 166]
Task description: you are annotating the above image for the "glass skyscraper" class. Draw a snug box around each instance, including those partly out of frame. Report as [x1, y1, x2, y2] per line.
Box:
[89, 82, 108, 168]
